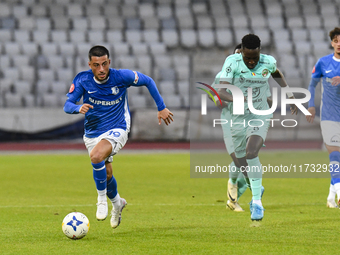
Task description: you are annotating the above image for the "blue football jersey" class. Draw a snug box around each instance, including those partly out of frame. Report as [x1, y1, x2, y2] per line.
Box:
[310, 54, 340, 122]
[64, 68, 166, 138]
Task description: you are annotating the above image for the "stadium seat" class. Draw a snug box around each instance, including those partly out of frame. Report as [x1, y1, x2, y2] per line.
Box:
[291, 28, 309, 42]
[41, 43, 58, 55]
[128, 94, 147, 108]
[50, 81, 68, 95]
[267, 16, 284, 30]
[177, 80, 190, 95]
[0, 78, 13, 94]
[12, 5, 28, 18]
[136, 55, 152, 75]
[14, 80, 32, 95]
[47, 55, 64, 70]
[52, 17, 70, 30]
[126, 18, 142, 30]
[1, 17, 16, 30]
[111, 43, 130, 56]
[69, 31, 87, 43]
[103, 5, 120, 17]
[125, 30, 142, 43]
[51, 30, 68, 43]
[215, 29, 233, 48]
[31, 5, 48, 17]
[88, 16, 106, 30]
[312, 41, 332, 58]
[196, 16, 214, 30]
[106, 30, 123, 43]
[287, 17, 304, 29]
[87, 30, 105, 44]
[192, 1, 208, 15]
[305, 16, 323, 29]
[143, 29, 160, 43]
[130, 43, 149, 55]
[66, 4, 84, 17]
[308, 28, 327, 42]
[161, 29, 179, 47]
[41, 93, 62, 107]
[4, 93, 23, 108]
[32, 30, 50, 43]
[23, 94, 35, 107]
[157, 4, 173, 19]
[138, 3, 155, 18]
[49, 5, 66, 17]
[36, 18, 51, 30]
[21, 42, 38, 56]
[0, 55, 11, 68]
[253, 28, 271, 47]
[148, 42, 166, 55]
[17, 17, 36, 30]
[142, 16, 160, 30]
[115, 55, 137, 69]
[234, 29, 252, 43]
[0, 4, 11, 17]
[323, 16, 339, 32]
[295, 41, 312, 55]
[153, 55, 172, 68]
[36, 80, 51, 95]
[56, 68, 73, 83]
[38, 69, 55, 81]
[161, 18, 177, 30]
[198, 29, 215, 48]
[3, 43, 22, 55]
[213, 16, 232, 29]
[13, 30, 31, 43]
[180, 29, 197, 48]
[176, 15, 194, 29]
[231, 14, 249, 29]
[58, 42, 75, 56]
[71, 18, 89, 31]
[275, 40, 294, 54]
[121, 4, 138, 17]
[159, 81, 176, 95]
[158, 68, 176, 81]
[12, 55, 30, 67]
[162, 95, 182, 108]
[0, 30, 12, 43]
[84, 5, 101, 16]
[176, 66, 190, 81]
[249, 16, 267, 29]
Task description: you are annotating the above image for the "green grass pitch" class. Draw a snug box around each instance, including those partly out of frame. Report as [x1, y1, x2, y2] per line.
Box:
[0, 151, 338, 254]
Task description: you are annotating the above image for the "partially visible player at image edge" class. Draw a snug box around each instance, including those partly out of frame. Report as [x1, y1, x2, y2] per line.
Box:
[306, 27, 340, 208]
[64, 45, 174, 228]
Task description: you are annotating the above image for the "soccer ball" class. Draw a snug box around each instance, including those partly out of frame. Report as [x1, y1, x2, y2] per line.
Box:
[62, 212, 90, 240]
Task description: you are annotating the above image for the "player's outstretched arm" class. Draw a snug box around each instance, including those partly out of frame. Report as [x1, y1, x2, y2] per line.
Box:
[158, 108, 174, 125]
[79, 103, 94, 114]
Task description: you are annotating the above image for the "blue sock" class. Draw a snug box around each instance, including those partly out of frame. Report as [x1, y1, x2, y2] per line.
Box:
[92, 161, 107, 191]
[330, 151, 340, 184]
[107, 176, 118, 199]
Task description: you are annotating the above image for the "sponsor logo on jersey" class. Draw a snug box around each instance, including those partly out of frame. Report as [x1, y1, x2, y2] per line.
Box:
[69, 84, 75, 93]
[133, 71, 139, 84]
[262, 69, 269, 77]
[252, 87, 261, 98]
[89, 96, 123, 106]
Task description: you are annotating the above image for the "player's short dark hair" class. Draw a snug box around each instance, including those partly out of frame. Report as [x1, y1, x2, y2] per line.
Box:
[234, 43, 242, 53]
[88, 45, 109, 61]
[329, 27, 340, 40]
[241, 34, 261, 50]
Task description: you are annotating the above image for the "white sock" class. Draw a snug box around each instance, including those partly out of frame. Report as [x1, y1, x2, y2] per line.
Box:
[327, 184, 336, 201]
[110, 193, 121, 209]
[333, 183, 340, 201]
[253, 199, 262, 207]
[97, 189, 107, 203]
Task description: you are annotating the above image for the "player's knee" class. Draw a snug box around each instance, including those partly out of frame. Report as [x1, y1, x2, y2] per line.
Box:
[106, 173, 112, 180]
[89, 152, 104, 164]
[246, 150, 258, 159]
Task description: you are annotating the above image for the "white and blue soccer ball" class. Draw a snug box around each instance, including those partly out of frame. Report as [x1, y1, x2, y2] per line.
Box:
[62, 212, 90, 240]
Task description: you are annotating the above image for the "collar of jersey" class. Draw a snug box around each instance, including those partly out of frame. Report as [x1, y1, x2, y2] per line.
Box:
[93, 76, 109, 84]
[332, 55, 340, 62]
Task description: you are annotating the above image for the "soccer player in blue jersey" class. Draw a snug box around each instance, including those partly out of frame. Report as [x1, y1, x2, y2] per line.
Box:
[64, 45, 174, 228]
[306, 27, 340, 208]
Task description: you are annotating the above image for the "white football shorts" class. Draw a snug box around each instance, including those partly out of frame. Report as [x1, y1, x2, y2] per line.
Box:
[321, 121, 340, 147]
[83, 128, 128, 163]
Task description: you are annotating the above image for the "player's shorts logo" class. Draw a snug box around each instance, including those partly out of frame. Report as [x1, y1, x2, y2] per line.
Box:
[331, 135, 340, 143]
[111, 87, 119, 95]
